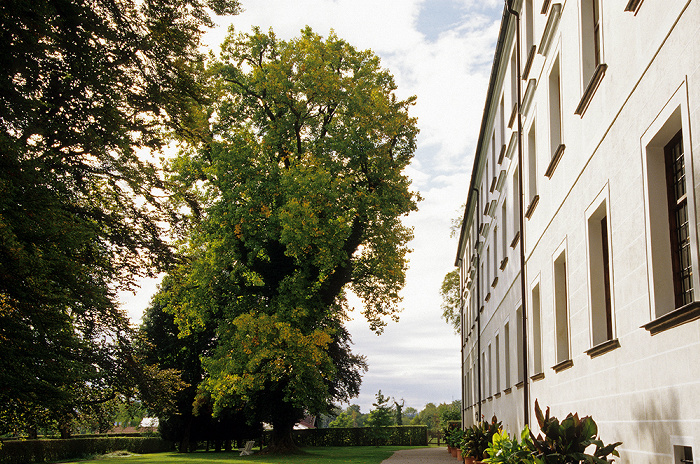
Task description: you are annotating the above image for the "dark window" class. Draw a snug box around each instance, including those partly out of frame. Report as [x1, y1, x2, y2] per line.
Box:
[592, 0, 601, 67]
[600, 215, 613, 340]
[664, 130, 693, 307]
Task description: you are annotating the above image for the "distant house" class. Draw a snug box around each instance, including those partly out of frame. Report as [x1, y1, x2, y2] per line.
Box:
[455, 1, 700, 463]
[295, 415, 316, 430]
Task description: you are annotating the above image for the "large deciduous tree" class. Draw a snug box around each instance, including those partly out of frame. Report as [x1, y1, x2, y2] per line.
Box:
[163, 27, 419, 453]
[0, 0, 239, 435]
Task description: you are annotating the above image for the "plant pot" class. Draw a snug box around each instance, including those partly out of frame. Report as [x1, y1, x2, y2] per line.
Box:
[463, 458, 475, 464]
[457, 450, 462, 460]
[451, 447, 458, 458]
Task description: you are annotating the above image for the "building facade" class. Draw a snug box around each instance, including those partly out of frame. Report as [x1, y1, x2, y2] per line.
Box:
[455, 1, 700, 462]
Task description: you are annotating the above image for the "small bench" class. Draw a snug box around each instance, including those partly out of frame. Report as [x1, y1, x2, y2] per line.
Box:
[239, 440, 255, 456]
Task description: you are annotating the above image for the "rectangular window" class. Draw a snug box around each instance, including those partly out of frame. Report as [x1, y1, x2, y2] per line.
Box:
[504, 322, 511, 388]
[525, 0, 534, 50]
[673, 445, 693, 464]
[481, 261, 486, 301]
[488, 343, 493, 396]
[464, 369, 474, 407]
[665, 130, 694, 307]
[481, 351, 487, 399]
[510, 49, 518, 120]
[581, 0, 603, 84]
[495, 333, 501, 392]
[516, 306, 524, 383]
[493, 228, 498, 281]
[473, 363, 478, 405]
[549, 56, 563, 157]
[499, 96, 506, 154]
[502, 202, 508, 263]
[528, 122, 537, 201]
[554, 250, 570, 365]
[486, 246, 491, 294]
[588, 199, 614, 346]
[491, 132, 497, 183]
[532, 282, 543, 374]
[642, 101, 698, 322]
[513, 166, 520, 242]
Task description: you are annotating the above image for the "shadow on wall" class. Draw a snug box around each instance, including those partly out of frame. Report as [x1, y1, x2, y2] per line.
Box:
[631, 388, 681, 464]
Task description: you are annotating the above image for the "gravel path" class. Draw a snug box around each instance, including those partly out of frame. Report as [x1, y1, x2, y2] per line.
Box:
[381, 447, 457, 464]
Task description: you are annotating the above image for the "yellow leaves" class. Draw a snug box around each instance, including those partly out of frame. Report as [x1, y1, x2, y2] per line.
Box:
[201, 310, 336, 410]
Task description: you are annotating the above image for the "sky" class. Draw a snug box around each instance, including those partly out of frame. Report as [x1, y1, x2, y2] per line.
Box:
[118, 0, 504, 414]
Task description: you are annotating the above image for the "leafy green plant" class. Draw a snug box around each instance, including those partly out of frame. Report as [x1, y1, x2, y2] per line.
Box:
[459, 427, 473, 458]
[483, 427, 534, 464]
[445, 427, 465, 449]
[528, 400, 622, 463]
[464, 416, 501, 460]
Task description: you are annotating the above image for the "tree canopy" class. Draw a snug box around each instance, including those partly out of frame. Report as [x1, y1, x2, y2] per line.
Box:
[0, 0, 239, 435]
[160, 26, 419, 452]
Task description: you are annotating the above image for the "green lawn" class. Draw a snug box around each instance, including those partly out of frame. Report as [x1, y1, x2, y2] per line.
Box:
[60, 446, 424, 464]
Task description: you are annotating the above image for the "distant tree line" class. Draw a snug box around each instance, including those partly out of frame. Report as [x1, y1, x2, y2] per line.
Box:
[325, 396, 461, 431]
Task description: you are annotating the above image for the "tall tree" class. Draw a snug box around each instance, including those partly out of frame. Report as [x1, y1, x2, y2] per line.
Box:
[365, 391, 395, 445]
[0, 0, 239, 435]
[165, 27, 419, 453]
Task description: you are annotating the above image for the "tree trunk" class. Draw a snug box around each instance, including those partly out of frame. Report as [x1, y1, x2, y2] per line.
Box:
[263, 418, 302, 455]
[179, 420, 191, 453]
[59, 421, 72, 439]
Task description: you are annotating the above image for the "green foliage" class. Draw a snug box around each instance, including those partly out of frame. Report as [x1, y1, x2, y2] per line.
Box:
[445, 428, 465, 448]
[365, 391, 395, 445]
[328, 412, 355, 428]
[163, 25, 418, 452]
[0, 0, 239, 435]
[464, 416, 502, 460]
[0, 437, 172, 464]
[483, 427, 534, 464]
[528, 400, 622, 464]
[277, 426, 428, 447]
[439, 400, 462, 424]
[330, 405, 367, 428]
[440, 269, 461, 334]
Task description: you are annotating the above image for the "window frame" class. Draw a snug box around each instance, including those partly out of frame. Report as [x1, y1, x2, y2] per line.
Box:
[585, 185, 621, 356]
[552, 240, 573, 372]
[640, 83, 700, 327]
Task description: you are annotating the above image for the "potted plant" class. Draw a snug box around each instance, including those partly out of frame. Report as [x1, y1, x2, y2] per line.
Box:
[527, 400, 622, 463]
[482, 427, 534, 464]
[447, 428, 466, 458]
[465, 416, 501, 463]
[460, 427, 476, 464]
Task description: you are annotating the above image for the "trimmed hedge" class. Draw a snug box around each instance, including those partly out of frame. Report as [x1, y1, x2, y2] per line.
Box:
[0, 437, 173, 464]
[280, 425, 428, 447]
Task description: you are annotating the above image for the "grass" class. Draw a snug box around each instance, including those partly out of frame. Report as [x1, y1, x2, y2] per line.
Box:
[58, 446, 426, 464]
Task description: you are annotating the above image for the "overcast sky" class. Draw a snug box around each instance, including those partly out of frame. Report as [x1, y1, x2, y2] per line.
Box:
[119, 0, 503, 414]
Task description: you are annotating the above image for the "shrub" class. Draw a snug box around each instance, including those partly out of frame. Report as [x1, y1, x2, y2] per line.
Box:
[267, 425, 428, 447]
[0, 437, 172, 464]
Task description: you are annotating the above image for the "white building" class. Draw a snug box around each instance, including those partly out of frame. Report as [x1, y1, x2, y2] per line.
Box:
[455, 1, 700, 462]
